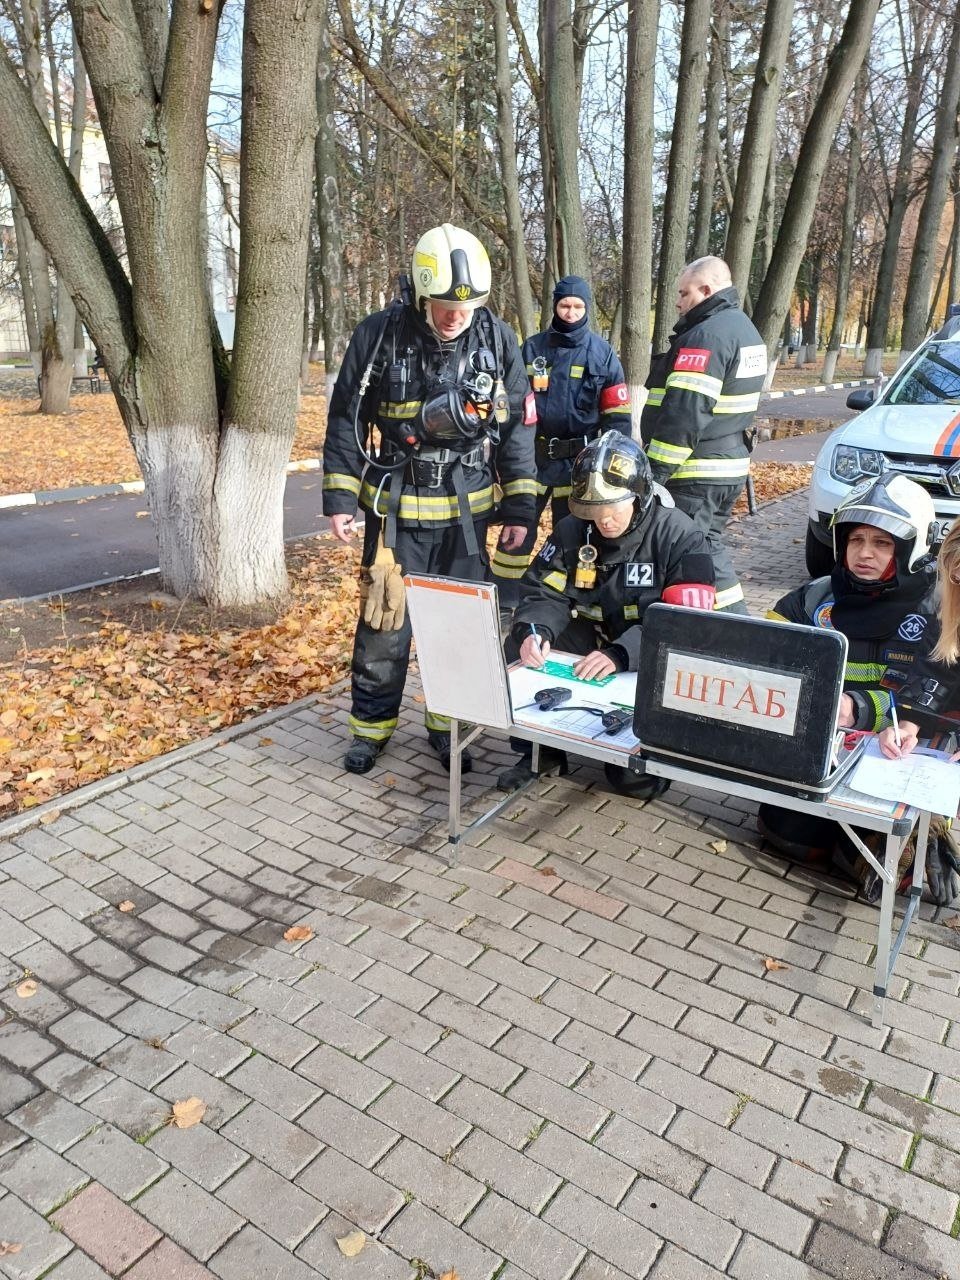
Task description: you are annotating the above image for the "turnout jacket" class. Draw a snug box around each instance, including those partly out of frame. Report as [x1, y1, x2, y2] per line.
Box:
[322, 304, 537, 531]
[512, 502, 715, 671]
[641, 287, 766, 485]
[522, 326, 631, 489]
[768, 566, 946, 732]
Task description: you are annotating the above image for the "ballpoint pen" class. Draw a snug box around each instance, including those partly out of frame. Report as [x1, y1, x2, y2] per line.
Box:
[889, 690, 902, 751]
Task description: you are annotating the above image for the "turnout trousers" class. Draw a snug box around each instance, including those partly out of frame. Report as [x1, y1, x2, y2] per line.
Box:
[494, 489, 570, 610]
[349, 514, 488, 745]
[667, 481, 748, 613]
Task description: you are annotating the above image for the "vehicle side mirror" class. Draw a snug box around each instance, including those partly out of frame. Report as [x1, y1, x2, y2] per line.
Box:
[846, 388, 876, 411]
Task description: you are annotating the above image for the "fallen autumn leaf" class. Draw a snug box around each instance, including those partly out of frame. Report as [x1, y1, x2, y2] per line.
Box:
[336, 1230, 366, 1257]
[168, 1097, 206, 1129]
[0, 1242, 23, 1257]
[15, 980, 37, 999]
[763, 957, 789, 972]
[117, 900, 136, 912]
[283, 925, 314, 942]
[709, 839, 728, 854]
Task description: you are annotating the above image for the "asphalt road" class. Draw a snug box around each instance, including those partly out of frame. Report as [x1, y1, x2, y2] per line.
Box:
[0, 386, 861, 603]
[0, 472, 332, 602]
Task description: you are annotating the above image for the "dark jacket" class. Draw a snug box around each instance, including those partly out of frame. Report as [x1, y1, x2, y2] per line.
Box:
[640, 287, 766, 485]
[768, 565, 947, 732]
[512, 501, 714, 671]
[322, 304, 537, 530]
[522, 326, 630, 486]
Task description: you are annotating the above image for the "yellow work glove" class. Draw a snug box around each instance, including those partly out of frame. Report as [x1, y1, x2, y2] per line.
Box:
[361, 535, 406, 631]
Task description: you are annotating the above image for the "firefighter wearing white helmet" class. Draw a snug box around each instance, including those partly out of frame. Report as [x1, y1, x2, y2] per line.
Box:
[757, 472, 949, 893]
[322, 224, 537, 776]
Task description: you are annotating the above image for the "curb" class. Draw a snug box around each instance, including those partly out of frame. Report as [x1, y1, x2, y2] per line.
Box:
[0, 457, 323, 512]
[764, 377, 878, 401]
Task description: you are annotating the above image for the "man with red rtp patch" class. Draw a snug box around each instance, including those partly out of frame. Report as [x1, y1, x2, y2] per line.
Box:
[641, 256, 766, 614]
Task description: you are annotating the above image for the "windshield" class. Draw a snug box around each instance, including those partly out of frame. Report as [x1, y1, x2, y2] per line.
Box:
[887, 342, 960, 405]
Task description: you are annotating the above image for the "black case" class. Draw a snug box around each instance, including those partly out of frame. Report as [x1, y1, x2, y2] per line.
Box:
[633, 605, 862, 799]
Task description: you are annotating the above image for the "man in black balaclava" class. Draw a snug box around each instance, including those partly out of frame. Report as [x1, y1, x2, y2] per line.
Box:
[491, 274, 632, 610]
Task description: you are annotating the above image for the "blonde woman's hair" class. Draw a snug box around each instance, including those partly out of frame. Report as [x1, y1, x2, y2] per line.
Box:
[933, 522, 960, 664]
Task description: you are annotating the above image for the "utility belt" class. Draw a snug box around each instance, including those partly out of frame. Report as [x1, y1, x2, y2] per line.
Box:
[535, 432, 597, 462]
[380, 440, 488, 489]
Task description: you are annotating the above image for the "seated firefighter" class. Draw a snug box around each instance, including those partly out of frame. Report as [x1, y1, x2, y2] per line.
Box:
[758, 472, 951, 900]
[498, 430, 716, 799]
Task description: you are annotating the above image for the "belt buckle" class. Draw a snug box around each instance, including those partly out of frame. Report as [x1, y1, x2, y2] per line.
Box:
[547, 437, 562, 460]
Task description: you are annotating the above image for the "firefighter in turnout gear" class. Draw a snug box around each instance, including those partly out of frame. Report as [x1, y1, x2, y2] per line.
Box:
[640, 256, 766, 614]
[491, 275, 631, 607]
[497, 431, 716, 799]
[323, 224, 537, 775]
[758, 473, 949, 895]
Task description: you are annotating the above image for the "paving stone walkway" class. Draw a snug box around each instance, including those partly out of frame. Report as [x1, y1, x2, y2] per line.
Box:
[3, 490, 960, 1280]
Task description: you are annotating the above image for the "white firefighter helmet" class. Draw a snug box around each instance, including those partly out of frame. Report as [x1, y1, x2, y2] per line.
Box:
[831, 472, 937, 573]
[412, 224, 491, 315]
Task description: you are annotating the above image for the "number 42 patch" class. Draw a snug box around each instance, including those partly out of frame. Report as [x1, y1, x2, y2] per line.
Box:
[625, 562, 654, 587]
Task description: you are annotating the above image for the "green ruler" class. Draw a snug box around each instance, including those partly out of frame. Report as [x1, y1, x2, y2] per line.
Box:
[541, 659, 615, 687]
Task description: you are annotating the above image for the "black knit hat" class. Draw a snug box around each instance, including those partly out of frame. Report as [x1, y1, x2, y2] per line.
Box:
[553, 275, 592, 308]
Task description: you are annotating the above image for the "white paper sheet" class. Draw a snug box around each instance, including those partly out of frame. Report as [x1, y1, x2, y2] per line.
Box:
[509, 657, 641, 748]
[847, 738, 960, 817]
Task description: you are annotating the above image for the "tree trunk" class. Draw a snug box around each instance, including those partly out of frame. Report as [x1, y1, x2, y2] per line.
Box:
[948, 164, 960, 314]
[9, 189, 40, 356]
[621, 0, 659, 407]
[751, 0, 881, 362]
[316, 0, 347, 403]
[491, 0, 536, 337]
[691, 3, 727, 260]
[724, 0, 794, 298]
[542, 0, 589, 280]
[823, 70, 865, 384]
[652, 0, 710, 353]
[899, 11, 960, 359]
[216, 0, 323, 609]
[864, 5, 932, 375]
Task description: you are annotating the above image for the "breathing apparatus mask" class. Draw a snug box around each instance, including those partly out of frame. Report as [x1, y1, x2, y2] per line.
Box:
[414, 348, 508, 447]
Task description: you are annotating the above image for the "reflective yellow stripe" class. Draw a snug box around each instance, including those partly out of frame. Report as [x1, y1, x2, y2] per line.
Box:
[491, 549, 531, 580]
[601, 404, 631, 417]
[348, 715, 397, 742]
[424, 710, 452, 731]
[846, 661, 887, 681]
[377, 400, 422, 420]
[866, 689, 888, 730]
[569, 365, 584, 378]
[551, 484, 572, 498]
[624, 604, 639, 620]
[323, 473, 361, 495]
[766, 609, 788, 621]
[665, 371, 723, 399]
[646, 387, 665, 407]
[647, 439, 694, 465]
[501, 478, 539, 496]
[360, 481, 495, 519]
[543, 569, 567, 592]
[714, 583, 745, 609]
[714, 392, 761, 414]
[578, 603, 603, 620]
[672, 456, 750, 480]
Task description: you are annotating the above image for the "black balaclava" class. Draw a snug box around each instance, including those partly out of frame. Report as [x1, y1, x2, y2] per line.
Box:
[552, 275, 591, 337]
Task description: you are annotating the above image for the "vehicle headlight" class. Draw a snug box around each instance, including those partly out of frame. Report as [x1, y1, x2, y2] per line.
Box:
[831, 445, 886, 483]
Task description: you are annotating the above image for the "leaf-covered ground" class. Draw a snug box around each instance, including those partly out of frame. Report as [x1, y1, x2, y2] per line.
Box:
[0, 389, 328, 496]
[0, 538, 359, 814]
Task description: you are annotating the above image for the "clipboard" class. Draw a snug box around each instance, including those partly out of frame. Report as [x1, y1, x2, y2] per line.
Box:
[404, 575, 513, 730]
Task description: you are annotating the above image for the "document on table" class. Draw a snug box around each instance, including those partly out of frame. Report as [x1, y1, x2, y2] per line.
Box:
[847, 738, 960, 817]
[509, 658, 641, 748]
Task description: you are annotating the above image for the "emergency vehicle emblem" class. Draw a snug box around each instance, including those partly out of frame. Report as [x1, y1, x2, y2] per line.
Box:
[898, 613, 927, 642]
[454, 284, 471, 301]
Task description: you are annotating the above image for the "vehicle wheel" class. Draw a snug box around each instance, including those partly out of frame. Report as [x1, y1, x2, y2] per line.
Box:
[805, 525, 834, 577]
